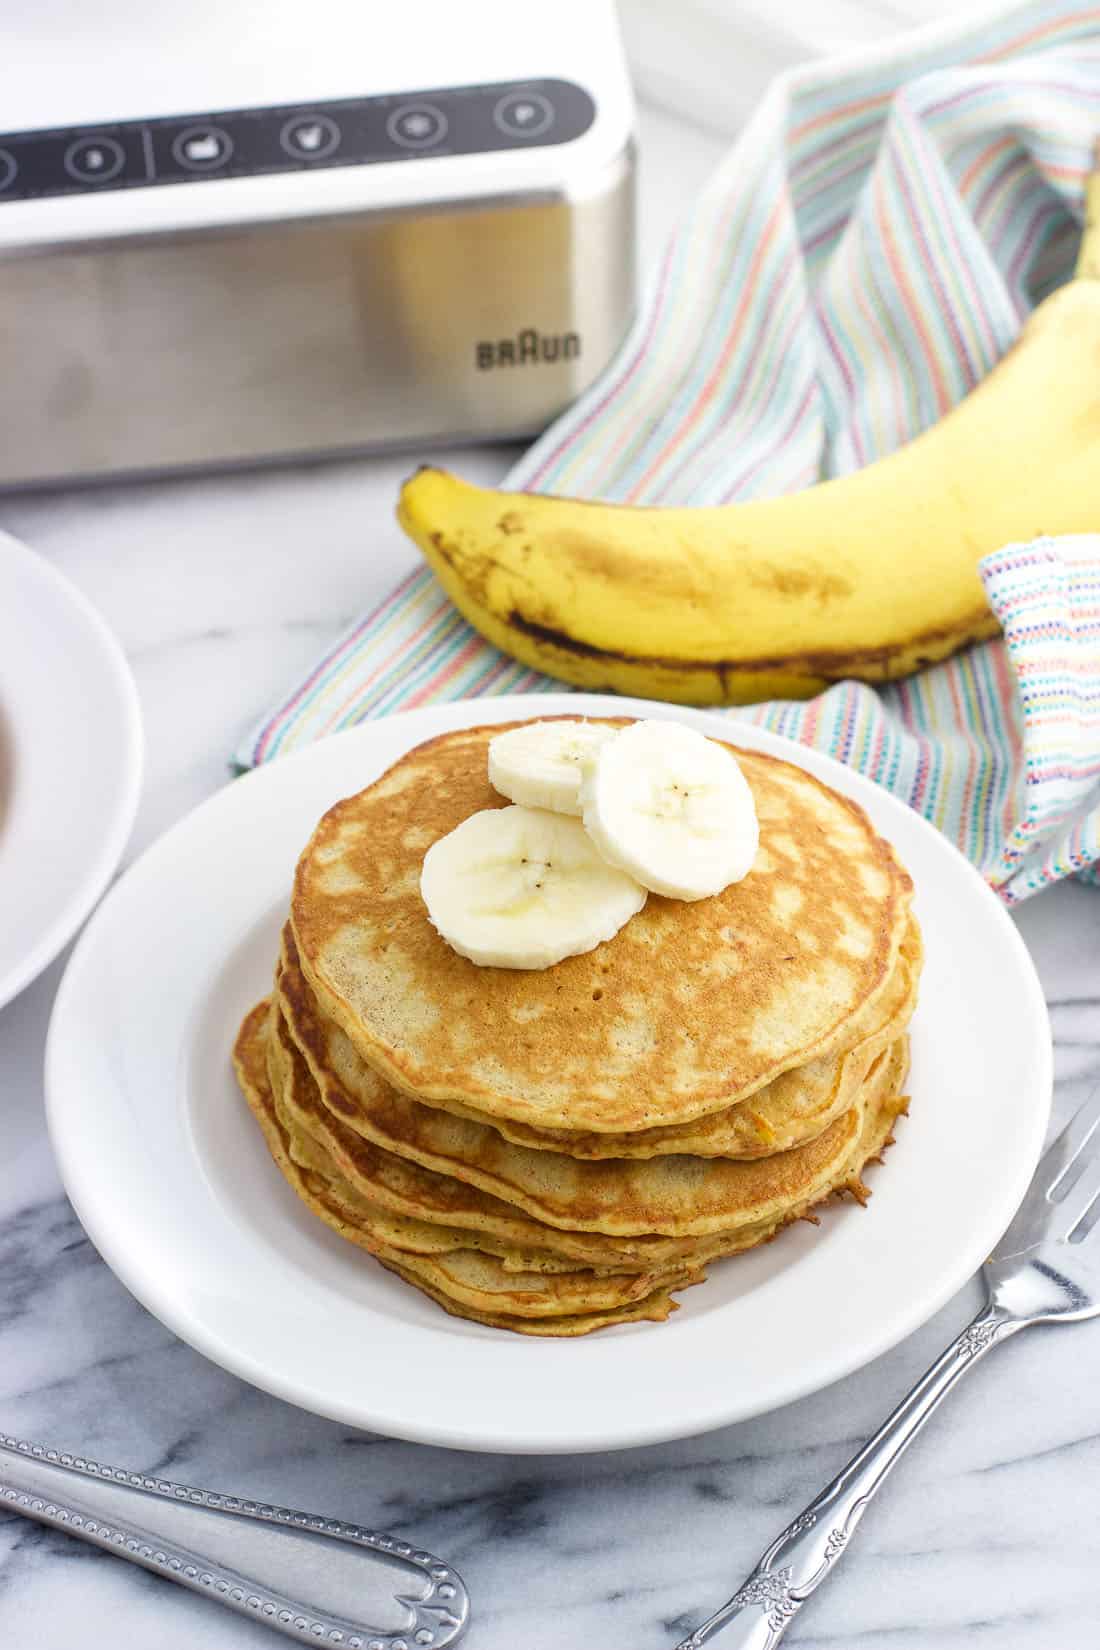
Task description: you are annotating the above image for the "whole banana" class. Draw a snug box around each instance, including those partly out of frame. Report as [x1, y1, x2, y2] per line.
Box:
[397, 165, 1100, 706]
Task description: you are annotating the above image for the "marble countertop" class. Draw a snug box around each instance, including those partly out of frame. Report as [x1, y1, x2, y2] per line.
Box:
[3, 5, 1100, 1646]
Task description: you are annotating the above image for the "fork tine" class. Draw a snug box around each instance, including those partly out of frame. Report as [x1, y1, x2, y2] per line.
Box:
[1043, 1083, 1100, 1201]
[1067, 1171, 1100, 1244]
[991, 1084, 1100, 1258]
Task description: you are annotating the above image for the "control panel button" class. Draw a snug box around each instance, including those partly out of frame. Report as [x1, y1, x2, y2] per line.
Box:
[64, 135, 126, 184]
[280, 113, 341, 161]
[0, 81, 595, 204]
[492, 91, 555, 140]
[386, 103, 448, 150]
[172, 125, 233, 171]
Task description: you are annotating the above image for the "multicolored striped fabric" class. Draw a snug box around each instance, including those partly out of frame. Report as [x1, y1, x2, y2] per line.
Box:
[237, 0, 1100, 903]
[740, 539, 1100, 900]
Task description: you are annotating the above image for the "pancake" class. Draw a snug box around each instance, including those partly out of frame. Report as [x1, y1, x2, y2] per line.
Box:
[255, 994, 910, 1260]
[237, 1000, 705, 1323]
[237, 1009, 695, 1334]
[383, 919, 922, 1160]
[265, 996, 773, 1269]
[236, 711, 921, 1335]
[239, 1003, 631, 1276]
[275, 949, 906, 1239]
[235, 1001, 911, 1333]
[280, 921, 920, 1164]
[290, 718, 913, 1132]
[245, 997, 714, 1271]
[281, 1113, 625, 1275]
[367, 1246, 704, 1320]
[374, 1257, 688, 1336]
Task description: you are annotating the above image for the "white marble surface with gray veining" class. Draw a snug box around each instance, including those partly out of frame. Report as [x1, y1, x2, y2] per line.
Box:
[2, 4, 1100, 1646]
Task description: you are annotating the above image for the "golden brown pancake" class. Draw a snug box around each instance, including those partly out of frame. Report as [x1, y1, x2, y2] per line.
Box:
[274, 949, 907, 1239]
[374, 920, 922, 1160]
[367, 1246, 702, 1319]
[290, 719, 913, 1132]
[374, 1257, 691, 1336]
[263, 995, 823, 1270]
[236, 1001, 705, 1329]
[235, 1000, 911, 1334]
[237, 1002, 634, 1275]
[235, 712, 920, 1335]
[251, 1000, 716, 1271]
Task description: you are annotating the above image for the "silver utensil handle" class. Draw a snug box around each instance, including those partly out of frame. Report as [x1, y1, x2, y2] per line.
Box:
[674, 1304, 1024, 1649]
[0, 1431, 468, 1649]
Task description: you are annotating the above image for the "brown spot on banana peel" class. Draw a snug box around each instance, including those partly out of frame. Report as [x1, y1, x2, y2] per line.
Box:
[506, 607, 1001, 683]
[591, 538, 851, 608]
[745, 564, 853, 604]
[546, 529, 710, 601]
[428, 530, 545, 610]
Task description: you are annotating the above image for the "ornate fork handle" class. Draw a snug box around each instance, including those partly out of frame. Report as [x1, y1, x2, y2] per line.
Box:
[675, 1303, 1023, 1649]
[0, 1432, 468, 1648]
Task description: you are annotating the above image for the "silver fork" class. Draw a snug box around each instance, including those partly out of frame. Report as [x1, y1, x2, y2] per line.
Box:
[674, 1084, 1100, 1650]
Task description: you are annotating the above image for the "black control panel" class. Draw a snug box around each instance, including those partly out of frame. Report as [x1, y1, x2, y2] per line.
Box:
[0, 79, 596, 205]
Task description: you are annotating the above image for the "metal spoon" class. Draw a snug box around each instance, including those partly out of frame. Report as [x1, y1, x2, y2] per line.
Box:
[0, 1434, 469, 1648]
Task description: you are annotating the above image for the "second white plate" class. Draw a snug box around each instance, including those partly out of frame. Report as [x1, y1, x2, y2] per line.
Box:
[0, 532, 142, 1011]
[45, 693, 1050, 1454]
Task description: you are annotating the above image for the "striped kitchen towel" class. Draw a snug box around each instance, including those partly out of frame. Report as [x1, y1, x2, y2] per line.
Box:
[237, 0, 1100, 903]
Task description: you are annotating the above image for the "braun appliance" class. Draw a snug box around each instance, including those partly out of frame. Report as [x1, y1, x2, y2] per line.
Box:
[0, 0, 635, 486]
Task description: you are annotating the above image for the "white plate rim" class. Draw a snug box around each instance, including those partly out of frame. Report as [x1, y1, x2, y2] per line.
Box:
[45, 693, 1051, 1453]
[0, 531, 143, 1010]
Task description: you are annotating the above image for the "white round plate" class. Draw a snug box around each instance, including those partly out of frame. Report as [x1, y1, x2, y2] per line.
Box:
[0, 532, 142, 1011]
[46, 693, 1050, 1454]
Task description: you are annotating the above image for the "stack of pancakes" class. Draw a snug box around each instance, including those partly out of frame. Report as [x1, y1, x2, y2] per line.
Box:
[234, 719, 920, 1336]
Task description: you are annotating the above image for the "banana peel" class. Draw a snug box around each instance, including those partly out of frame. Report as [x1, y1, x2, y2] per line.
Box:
[396, 161, 1100, 706]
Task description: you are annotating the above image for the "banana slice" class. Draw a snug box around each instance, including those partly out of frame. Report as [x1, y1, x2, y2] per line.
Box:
[488, 719, 619, 816]
[580, 720, 758, 901]
[420, 804, 647, 969]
